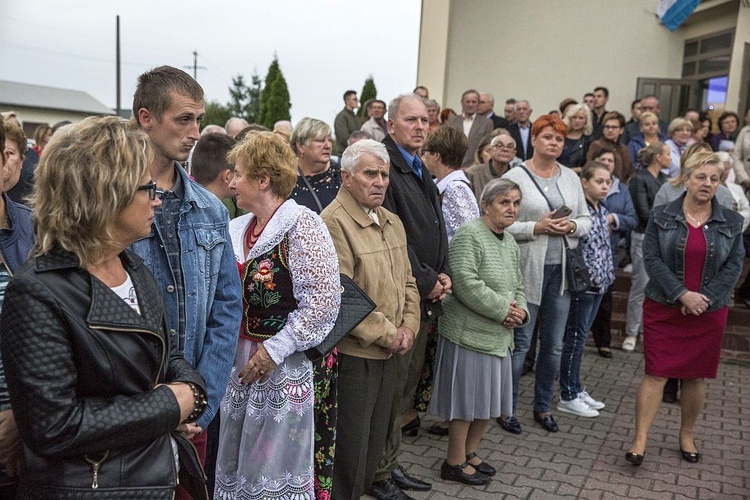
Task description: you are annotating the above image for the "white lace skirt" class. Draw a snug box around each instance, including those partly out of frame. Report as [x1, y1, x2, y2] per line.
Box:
[215, 338, 315, 500]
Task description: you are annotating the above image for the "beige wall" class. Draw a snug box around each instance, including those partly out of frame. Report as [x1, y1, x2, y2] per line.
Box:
[417, 0, 451, 105]
[726, 3, 750, 112]
[419, 0, 747, 119]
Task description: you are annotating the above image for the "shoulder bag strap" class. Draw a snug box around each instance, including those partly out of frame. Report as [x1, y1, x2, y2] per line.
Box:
[297, 168, 323, 213]
[519, 165, 572, 249]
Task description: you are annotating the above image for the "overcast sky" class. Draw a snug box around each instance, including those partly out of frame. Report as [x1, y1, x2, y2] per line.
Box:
[1, 0, 422, 126]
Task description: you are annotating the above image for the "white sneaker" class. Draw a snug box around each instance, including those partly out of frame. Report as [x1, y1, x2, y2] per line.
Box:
[623, 263, 633, 273]
[579, 390, 605, 410]
[622, 336, 636, 352]
[557, 397, 600, 417]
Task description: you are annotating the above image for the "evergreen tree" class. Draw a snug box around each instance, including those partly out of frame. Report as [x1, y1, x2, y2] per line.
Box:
[357, 76, 377, 118]
[259, 56, 292, 129]
[227, 74, 250, 118]
[202, 100, 231, 129]
[246, 70, 263, 124]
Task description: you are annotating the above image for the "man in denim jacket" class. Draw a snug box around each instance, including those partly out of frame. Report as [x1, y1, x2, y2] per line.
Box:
[130, 66, 242, 492]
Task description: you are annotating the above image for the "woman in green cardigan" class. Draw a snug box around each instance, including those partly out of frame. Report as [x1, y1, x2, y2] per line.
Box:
[429, 178, 529, 486]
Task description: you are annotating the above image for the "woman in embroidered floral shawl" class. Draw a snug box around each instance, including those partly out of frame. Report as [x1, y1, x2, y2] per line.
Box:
[214, 132, 340, 500]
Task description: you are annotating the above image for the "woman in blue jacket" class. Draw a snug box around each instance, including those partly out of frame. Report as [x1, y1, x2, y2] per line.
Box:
[588, 146, 636, 357]
[0, 121, 35, 498]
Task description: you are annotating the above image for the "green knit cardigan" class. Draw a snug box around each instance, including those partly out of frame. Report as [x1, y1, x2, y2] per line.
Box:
[438, 218, 529, 356]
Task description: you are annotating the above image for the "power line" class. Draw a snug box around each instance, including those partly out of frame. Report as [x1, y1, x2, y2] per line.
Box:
[183, 50, 207, 81]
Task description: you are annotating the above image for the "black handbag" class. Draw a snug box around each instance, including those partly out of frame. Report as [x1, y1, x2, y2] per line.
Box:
[563, 240, 592, 293]
[519, 165, 591, 293]
[294, 171, 377, 361]
[304, 273, 376, 361]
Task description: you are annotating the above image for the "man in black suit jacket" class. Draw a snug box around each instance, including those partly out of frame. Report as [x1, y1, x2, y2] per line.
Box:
[369, 94, 451, 500]
[621, 95, 668, 145]
[479, 93, 509, 130]
[509, 99, 534, 160]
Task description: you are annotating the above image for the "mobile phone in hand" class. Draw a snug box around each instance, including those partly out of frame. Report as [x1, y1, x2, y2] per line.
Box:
[551, 205, 572, 218]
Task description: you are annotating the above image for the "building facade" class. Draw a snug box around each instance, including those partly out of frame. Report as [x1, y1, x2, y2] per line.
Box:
[418, 0, 750, 124]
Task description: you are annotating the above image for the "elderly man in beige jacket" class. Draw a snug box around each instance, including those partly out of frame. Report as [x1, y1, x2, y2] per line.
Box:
[322, 139, 421, 500]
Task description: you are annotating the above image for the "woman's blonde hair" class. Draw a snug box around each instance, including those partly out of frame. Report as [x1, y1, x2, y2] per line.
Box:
[667, 117, 693, 136]
[672, 151, 724, 187]
[32, 116, 152, 267]
[668, 141, 713, 186]
[229, 131, 298, 199]
[562, 103, 593, 135]
[290, 118, 331, 156]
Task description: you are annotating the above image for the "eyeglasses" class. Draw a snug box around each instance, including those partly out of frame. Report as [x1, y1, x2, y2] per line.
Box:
[136, 180, 158, 200]
[493, 143, 516, 150]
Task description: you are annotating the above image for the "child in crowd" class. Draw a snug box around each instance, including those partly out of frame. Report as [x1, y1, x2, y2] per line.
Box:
[558, 161, 615, 417]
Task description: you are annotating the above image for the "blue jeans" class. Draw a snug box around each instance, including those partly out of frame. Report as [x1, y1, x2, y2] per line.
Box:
[511, 264, 570, 414]
[559, 291, 603, 401]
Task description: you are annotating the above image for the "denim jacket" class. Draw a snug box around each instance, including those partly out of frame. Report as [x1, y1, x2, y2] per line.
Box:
[0, 193, 35, 484]
[0, 193, 34, 274]
[131, 166, 242, 429]
[643, 194, 744, 311]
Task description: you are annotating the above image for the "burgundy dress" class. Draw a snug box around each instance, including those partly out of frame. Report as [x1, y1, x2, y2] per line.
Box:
[642, 224, 728, 378]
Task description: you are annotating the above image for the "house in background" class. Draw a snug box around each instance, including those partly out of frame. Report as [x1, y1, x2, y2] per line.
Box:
[418, 0, 750, 124]
[0, 80, 114, 138]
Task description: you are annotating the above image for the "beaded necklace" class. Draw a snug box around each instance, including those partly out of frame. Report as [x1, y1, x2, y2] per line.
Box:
[244, 203, 283, 252]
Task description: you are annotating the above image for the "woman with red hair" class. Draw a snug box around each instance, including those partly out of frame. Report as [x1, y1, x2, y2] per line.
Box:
[501, 115, 592, 433]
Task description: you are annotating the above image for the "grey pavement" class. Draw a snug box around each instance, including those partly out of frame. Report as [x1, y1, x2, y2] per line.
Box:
[389, 345, 750, 499]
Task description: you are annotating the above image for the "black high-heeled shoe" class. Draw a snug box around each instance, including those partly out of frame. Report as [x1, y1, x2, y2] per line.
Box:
[401, 415, 420, 437]
[625, 451, 644, 466]
[680, 448, 700, 463]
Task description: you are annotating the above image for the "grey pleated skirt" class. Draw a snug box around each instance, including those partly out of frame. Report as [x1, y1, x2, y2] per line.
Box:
[428, 334, 513, 421]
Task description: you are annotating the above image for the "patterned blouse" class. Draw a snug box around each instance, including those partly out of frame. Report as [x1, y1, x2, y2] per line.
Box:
[290, 164, 342, 214]
[436, 169, 481, 242]
[228, 200, 341, 364]
[581, 200, 616, 292]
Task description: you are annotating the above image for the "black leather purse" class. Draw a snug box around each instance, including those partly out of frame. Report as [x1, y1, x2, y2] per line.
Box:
[304, 274, 376, 361]
[295, 171, 377, 361]
[520, 165, 591, 293]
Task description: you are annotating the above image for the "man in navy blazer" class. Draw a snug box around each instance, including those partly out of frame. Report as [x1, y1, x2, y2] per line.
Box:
[508, 99, 534, 160]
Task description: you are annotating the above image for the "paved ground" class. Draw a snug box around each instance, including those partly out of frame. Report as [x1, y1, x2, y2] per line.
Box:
[390, 345, 750, 499]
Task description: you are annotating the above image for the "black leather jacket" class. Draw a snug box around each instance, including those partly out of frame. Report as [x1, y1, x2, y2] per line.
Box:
[0, 249, 208, 499]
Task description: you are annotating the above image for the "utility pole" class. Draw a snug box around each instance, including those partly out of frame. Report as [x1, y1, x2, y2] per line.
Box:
[116, 15, 121, 116]
[184, 50, 206, 81]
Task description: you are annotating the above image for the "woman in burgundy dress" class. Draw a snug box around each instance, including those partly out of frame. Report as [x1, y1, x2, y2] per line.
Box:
[625, 152, 744, 467]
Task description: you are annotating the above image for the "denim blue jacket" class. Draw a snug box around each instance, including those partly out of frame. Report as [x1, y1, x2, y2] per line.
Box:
[131, 166, 242, 429]
[0, 193, 34, 274]
[0, 193, 34, 484]
[643, 194, 744, 311]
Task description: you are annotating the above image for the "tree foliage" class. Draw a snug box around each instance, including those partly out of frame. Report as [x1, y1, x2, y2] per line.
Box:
[246, 70, 263, 124]
[200, 58, 292, 131]
[357, 76, 377, 118]
[203, 100, 231, 129]
[258, 57, 292, 129]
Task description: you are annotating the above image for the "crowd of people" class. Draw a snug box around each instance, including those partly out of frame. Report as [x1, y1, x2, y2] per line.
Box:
[0, 68, 748, 500]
